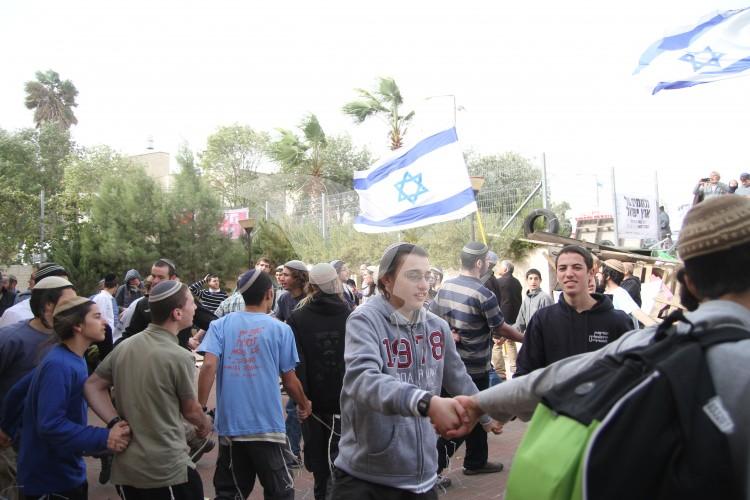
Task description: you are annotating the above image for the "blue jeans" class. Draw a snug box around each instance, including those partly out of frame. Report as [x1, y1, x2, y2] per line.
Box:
[489, 369, 504, 387]
[285, 398, 302, 456]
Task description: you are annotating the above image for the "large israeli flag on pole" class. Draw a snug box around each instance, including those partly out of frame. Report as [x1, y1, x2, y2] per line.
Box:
[635, 7, 750, 94]
[352, 127, 476, 233]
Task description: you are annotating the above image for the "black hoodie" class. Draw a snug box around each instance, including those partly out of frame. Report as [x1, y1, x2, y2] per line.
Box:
[515, 293, 632, 376]
[287, 294, 351, 414]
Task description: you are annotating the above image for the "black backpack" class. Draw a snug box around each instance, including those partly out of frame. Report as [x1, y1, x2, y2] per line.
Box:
[507, 310, 748, 500]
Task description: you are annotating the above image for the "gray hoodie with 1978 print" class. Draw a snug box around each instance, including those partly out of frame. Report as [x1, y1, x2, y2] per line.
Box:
[334, 294, 488, 493]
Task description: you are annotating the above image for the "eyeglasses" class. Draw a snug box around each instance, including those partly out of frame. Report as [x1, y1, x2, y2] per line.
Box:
[403, 270, 433, 283]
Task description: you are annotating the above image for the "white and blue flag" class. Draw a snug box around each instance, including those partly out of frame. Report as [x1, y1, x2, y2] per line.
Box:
[352, 127, 476, 233]
[635, 7, 750, 94]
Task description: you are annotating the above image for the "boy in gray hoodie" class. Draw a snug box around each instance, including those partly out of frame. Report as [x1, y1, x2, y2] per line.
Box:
[332, 243, 492, 498]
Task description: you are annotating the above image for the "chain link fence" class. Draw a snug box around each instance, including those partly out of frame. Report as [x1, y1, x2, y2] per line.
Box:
[245, 158, 547, 240]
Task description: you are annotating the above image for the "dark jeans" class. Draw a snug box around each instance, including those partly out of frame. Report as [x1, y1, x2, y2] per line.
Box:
[116, 467, 203, 499]
[285, 399, 302, 457]
[25, 481, 87, 500]
[330, 469, 437, 500]
[213, 441, 294, 500]
[436, 371, 490, 472]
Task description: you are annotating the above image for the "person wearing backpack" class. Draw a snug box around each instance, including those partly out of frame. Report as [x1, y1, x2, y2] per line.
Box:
[452, 195, 750, 499]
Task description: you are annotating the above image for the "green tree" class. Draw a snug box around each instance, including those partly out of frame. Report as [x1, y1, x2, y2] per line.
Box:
[466, 151, 542, 219]
[199, 125, 270, 208]
[24, 70, 79, 129]
[0, 126, 73, 262]
[342, 77, 415, 150]
[159, 144, 246, 282]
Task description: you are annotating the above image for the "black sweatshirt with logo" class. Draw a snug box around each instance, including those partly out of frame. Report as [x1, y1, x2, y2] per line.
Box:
[515, 293, 633, 376]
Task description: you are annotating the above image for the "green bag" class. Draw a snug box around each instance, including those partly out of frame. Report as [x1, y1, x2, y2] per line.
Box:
[506, 404, 599, 500]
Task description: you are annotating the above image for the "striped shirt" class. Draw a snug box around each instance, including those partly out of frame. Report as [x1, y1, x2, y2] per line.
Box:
[429, 274, 504, 375]
[189, 280, 229, 313]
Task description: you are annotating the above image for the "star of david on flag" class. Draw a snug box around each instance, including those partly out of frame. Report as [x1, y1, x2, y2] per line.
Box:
[352, 127, 477, 233]
[634, 7, 750, 94]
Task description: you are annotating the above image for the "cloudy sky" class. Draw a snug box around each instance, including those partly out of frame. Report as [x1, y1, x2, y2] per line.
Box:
[2, 0, 749, 221]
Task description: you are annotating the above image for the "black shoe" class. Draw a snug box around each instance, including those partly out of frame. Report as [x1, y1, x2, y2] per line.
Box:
[463, 461, 504, 475]
[190, 437, 215, 463]
[99, 455, 113, 484]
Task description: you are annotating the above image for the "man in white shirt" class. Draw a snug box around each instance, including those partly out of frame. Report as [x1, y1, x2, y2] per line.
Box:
[602, 260, 655, 327]
[93, 273, 118, 333]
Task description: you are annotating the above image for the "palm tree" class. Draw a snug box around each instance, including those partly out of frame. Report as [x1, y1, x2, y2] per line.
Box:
[342, 77, 414, 150]
[269, 114, 328, 197]
[24, 70, 79, 129]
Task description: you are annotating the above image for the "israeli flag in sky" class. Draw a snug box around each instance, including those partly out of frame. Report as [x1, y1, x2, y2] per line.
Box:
[352, 127, 477, 233]
[635, 7, 750, 94]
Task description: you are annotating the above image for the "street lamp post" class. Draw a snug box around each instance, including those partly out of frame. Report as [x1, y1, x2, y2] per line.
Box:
[238, 218, 256, 268]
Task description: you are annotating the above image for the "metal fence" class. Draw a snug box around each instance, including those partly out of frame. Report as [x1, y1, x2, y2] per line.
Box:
[250, 159, 547, 238]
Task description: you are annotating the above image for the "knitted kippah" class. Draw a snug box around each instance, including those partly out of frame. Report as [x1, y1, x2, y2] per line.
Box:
[461, 242, 489, 256]
[53, 296, 90, 317]
[678, 196, 750, 261]
[237, 269, 262, 294]
[284, 260, 308, 272]
[310, 263, 341, 294]
[34, 276, 73, 290]
[35, 263, 67, 280]
[149, 280, 183, 303]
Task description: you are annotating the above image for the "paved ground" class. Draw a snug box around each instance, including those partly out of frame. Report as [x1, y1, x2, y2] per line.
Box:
[84, 355, 526, 499]
[85, 416, 526, 499]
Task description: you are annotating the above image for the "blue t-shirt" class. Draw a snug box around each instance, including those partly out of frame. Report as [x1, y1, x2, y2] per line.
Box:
[199, 312, 299, 437]
[0, 320, 53, 407]
[18, 345, 108, 495]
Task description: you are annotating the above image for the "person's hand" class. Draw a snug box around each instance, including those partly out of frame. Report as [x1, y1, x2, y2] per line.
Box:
[443, 395, 484, 439]
[188, 336, 200, 350]
[107, 421, 131, 453]
[451, 329, 461, 344]
[203, 274, 211, 283]
[196, 414, 213, 439]
[427, 396, 471, 437]
[297, 400, 312, 421]
[493, 337, 505, 346]
[0, 428, 12, 448]
[482, 418, 503, 435]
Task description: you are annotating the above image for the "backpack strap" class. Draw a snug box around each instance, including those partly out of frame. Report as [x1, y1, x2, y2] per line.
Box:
[653, 309, 693, 342]
[694, 323, 750, 349]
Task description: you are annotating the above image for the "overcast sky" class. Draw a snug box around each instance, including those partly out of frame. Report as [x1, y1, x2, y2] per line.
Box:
[2, 0, 749, 221]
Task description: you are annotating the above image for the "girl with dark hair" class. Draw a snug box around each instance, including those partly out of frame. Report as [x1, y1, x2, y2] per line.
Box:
[9, 297, 131, 499]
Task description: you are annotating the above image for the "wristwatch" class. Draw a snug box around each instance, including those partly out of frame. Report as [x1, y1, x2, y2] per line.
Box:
[417, 393, 433, 417]
[107, 416, 122, 429]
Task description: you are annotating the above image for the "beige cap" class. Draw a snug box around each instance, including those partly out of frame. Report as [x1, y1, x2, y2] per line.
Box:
[309, 263, 342, 295]
[53, 296, 90, 317]
[34, 276, 74, 290]
[603, 259, 625, 273]
[678, 196, 750, 261]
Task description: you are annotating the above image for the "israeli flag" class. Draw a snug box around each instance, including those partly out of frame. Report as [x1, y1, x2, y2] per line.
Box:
[352, 127, 477, 233]
[635, 7, 750, 94]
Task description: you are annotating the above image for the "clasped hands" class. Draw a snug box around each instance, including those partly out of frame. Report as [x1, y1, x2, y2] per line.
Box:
[107, 420, 132, 453]
[426, 395, 502, 439]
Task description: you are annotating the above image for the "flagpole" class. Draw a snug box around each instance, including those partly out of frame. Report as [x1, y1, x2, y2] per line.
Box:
[475, 209, 488, 245]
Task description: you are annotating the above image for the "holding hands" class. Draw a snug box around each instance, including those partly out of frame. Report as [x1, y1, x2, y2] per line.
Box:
[107, 420, 131, 453]
[427, 396, 472, 438]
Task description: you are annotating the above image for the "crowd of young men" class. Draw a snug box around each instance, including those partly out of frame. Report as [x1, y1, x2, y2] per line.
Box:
[0, 195, 748, 498]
